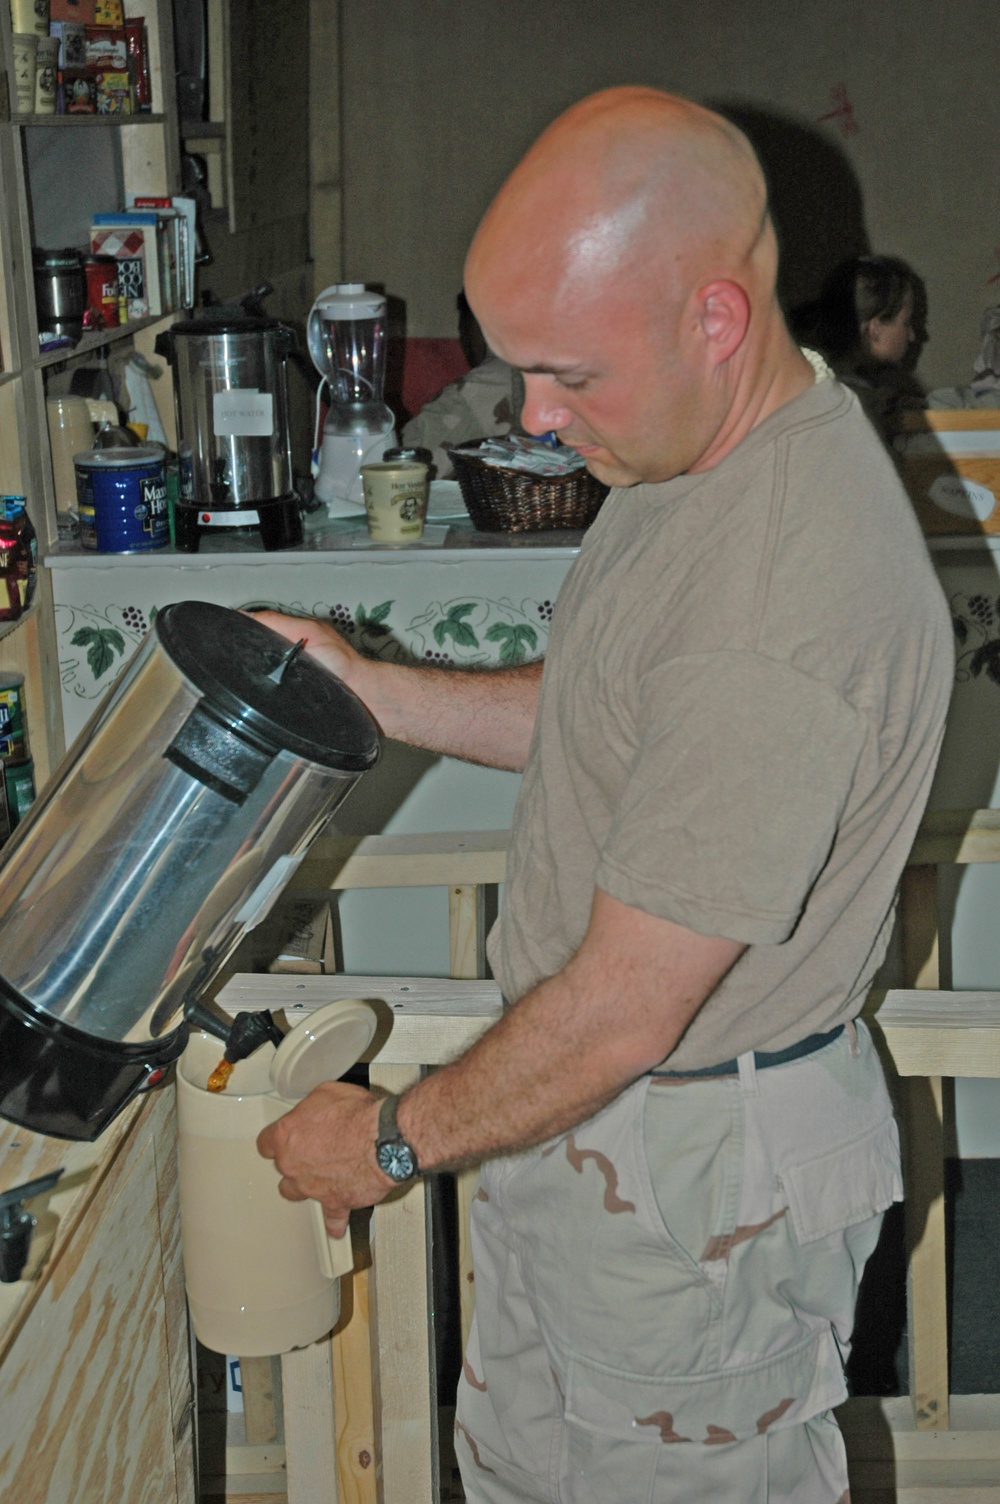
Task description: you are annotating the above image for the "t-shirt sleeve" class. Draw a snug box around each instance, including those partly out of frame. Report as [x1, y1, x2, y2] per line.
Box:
[594, 651, 865, 944]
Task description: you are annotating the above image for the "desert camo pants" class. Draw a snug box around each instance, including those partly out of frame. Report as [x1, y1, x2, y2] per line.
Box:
[455, 1020, 901, 1503]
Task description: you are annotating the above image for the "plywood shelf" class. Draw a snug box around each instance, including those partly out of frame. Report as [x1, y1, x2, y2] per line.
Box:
[33, 312, 174, 370]
[12, 113, 165, 128]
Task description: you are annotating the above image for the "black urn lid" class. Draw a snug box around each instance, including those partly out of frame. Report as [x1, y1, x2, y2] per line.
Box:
[168, 311, 283, 337]
[155, 601, 380, 772]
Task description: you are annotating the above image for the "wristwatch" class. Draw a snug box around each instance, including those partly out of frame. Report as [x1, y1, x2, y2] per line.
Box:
[375, 1094, 420, 1183]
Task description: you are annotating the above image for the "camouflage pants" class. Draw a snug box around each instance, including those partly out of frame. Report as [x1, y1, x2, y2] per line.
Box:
[455, 1021, 900, 1503]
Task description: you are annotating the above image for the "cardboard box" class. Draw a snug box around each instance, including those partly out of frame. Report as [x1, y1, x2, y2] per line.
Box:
[50, 0, 96, 22]
[894, 409, 1000, 535]
[230, 890, 339, 976]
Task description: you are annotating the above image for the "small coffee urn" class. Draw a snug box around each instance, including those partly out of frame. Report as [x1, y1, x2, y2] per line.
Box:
[156, 312, 304, 551]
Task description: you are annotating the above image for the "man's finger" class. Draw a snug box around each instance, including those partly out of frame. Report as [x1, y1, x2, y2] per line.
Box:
[257, 1124, 276, 1158]
[277, 1177, 308, 1203]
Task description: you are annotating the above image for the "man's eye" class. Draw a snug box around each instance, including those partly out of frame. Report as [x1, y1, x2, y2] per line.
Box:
[557, 375, 590, 391]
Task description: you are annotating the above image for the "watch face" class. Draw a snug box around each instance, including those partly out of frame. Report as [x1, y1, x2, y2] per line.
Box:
[377, 1139, 416, 1182]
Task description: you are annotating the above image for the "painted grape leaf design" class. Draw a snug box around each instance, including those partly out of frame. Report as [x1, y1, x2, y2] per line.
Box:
[969, 639, 1000, 687]
[71, 625, 127, 679]
[356, 600, 393, 637]
[433, 603, 479, 650]
[484, 621, 538, 667]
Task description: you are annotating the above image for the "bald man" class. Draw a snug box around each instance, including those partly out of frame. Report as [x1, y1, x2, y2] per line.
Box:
[258, 89, 952, 1501]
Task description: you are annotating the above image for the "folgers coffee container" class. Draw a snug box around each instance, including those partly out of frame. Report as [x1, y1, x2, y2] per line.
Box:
[74, 446, 169, 552]
[83, 254, 119, 329]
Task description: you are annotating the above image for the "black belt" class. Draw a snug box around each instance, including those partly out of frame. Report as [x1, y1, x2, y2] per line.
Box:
[649, 1024, 845, 1080]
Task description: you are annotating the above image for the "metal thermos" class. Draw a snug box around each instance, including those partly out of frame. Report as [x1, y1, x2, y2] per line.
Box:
[0, 602, 379, 1140]
[33, 247, 87, 342]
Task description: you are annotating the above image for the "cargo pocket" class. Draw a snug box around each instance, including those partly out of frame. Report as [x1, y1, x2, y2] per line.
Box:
[780, 1114, 902, 1246]
[558, 1323, 838, 1504]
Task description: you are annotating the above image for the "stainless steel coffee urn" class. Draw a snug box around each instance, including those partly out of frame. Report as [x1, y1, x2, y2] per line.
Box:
[156, 312, 303, 552]
[0, 602, 379, 1140]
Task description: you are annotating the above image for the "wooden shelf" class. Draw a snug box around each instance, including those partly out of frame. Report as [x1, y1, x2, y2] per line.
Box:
[11, 114, 165, 128]
[33, 312, 175, 370]
[0, 594, 44, 644]
[180, 120, 225, 139]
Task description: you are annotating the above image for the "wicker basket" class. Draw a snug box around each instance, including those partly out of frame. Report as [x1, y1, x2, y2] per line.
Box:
[448, 440, 609, 533]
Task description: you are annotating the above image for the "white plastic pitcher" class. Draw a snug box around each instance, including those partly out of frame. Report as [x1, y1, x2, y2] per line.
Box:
[176, 999, 376, 1356]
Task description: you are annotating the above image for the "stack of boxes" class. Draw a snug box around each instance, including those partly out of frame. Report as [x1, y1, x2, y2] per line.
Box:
[10, 0, 152, 116]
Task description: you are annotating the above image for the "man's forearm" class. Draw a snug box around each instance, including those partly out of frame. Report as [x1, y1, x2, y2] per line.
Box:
[253, 611, 542, 772]
[351, 655, 543, 772]
[395, 895, 745, 1172]
[256, 891, 744, 1231]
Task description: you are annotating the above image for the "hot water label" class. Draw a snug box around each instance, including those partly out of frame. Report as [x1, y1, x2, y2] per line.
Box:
[213, 389, 274, 438]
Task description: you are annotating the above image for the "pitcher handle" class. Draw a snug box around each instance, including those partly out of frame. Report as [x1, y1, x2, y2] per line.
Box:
[309, 1199, 354, 1280]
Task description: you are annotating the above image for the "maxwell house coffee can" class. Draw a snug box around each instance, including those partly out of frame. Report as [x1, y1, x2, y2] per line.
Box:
[74, 446, 169, 552]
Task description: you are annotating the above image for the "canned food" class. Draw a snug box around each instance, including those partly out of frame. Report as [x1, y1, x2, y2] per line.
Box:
[5, 758, 35, 829]
[84, 255, 119, 329]
[0, 674, 28, 763]
[74, 446, 169, 552]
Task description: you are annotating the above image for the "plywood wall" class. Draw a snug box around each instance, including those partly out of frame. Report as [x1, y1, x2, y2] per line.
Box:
[338, 0, 1000, 389]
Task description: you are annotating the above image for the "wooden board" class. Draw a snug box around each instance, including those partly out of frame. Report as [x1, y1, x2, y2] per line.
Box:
[0, 1090, 194, 1502]
[289, 830, 509, 893]
[215, 974, 503, 1068]
[368, 1062, 437, 1504]
[332, 1216, 377, 1504]
[282, 1338, 339, 1504]
[876, 990, 1000, 1078]
[909, 808, 1000, 868]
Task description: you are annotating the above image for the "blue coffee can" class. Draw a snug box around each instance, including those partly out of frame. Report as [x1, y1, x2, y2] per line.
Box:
[73, 447, 169, 553]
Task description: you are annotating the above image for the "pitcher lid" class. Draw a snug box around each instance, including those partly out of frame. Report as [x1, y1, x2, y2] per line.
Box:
[155, 601, 380, 771]
[271, 999, 379, 1100]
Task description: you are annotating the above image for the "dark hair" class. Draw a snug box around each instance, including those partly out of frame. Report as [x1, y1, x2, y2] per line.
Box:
[807, 255, 922, 364]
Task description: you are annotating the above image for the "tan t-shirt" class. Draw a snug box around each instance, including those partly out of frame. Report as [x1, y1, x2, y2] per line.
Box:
[488, 378, 954, 1069]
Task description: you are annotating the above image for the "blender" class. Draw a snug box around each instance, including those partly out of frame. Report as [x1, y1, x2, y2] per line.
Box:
[307, 283, 396, 515]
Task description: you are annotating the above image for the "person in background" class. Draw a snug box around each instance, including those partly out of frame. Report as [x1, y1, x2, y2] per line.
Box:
[793, 253, 927, 438]
[257, 89, 952, 1502]
[401, 291, 525, 476]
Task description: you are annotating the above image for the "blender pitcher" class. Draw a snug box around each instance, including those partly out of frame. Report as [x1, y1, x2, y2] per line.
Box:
[308, 284, 396, 514]
[177, 998, 378, 1356]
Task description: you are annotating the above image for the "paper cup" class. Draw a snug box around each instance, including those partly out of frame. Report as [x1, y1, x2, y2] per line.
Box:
[34, 35, 58, 114]
[12, 34, 37, 113]
[360, 461, 429, 542]
[10, 0, 48, 37]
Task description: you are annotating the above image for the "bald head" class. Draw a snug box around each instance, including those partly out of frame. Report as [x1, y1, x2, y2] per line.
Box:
[467, 87, 774, 331]
[465, 87, 809, 484]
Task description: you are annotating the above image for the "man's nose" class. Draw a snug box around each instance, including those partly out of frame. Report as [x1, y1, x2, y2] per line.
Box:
[520, 375, 573, 437]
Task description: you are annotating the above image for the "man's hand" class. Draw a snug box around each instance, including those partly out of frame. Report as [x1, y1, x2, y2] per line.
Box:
[257, 1081, 391, 1238]
[252, 610, 362, 691]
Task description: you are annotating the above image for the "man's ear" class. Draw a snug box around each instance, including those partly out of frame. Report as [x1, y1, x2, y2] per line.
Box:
[697, 280, 751, 363]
